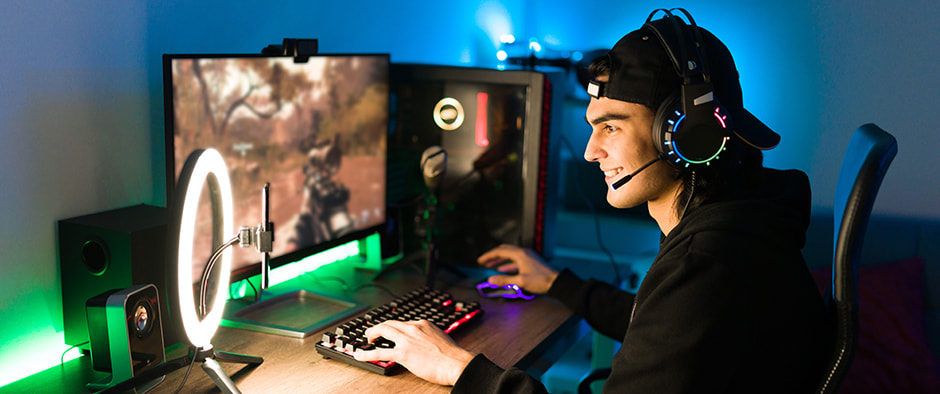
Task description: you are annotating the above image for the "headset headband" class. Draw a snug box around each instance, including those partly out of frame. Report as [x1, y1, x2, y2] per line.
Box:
[644, 8, 711, 85]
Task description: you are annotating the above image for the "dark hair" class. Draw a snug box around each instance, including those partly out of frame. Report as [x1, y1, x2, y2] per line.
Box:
[587, 55, 765, 218]
[587, 56, 611, 88]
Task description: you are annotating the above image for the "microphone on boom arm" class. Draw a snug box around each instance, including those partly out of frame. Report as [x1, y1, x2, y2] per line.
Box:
[420, 146, 447, 288]
[610, 155, 663, 190]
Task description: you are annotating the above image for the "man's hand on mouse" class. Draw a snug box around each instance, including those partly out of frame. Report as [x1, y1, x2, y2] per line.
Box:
[477, 244, 559, 294]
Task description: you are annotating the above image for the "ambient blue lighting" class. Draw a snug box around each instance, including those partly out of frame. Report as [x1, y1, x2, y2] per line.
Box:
[528, 39, 542, 53]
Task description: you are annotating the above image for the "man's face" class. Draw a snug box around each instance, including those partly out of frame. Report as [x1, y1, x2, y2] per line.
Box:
[584, 80, 679, 209]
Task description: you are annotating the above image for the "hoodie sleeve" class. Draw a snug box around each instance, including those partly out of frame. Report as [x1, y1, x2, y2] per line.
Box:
[450, 270, 634, 393]
[451, 354, 548, 394]
[547, 268, 635, 340]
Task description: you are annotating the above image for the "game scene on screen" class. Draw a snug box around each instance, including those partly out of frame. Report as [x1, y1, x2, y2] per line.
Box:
[168, 55, 388, 279]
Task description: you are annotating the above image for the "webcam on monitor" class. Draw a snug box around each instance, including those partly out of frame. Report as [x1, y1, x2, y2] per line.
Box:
[261, 38, 319, 62]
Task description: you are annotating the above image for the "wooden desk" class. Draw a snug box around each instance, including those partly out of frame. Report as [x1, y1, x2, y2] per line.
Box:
[4, 261, 581, 393]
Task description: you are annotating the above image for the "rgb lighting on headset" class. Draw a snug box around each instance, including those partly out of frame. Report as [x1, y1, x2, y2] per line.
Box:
[668, 113, 729, 166]
[176, 148, 234, 349]
[713, 106, 728, 129]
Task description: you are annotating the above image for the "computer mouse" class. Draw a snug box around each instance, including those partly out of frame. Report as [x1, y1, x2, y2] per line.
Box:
[475, 280, 535, 301]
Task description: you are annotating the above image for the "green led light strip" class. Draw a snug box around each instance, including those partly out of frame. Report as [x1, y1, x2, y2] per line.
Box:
[1, 232, 378, 389]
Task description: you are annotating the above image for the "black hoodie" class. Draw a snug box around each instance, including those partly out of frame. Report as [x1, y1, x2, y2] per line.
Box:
[453, 169, 829, 393]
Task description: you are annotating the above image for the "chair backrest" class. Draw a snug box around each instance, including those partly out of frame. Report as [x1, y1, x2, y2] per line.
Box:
[817, 123, 898, 394]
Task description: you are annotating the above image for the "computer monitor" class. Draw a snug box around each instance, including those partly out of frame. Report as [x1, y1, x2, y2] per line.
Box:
[163, 53, 389, 287]
[387, 64, 560, 267]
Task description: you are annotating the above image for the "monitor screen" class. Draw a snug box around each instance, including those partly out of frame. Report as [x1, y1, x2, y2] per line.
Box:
[163, 53, 389, 284]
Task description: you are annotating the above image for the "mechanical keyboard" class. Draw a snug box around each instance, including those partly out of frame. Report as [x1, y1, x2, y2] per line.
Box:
[315, 286, 483, 375]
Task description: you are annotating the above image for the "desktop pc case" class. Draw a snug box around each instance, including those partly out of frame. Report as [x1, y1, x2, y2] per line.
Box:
[386, 64, 562, 267]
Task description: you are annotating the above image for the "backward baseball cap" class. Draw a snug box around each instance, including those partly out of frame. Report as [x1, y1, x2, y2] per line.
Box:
[586, 14, 780, 151]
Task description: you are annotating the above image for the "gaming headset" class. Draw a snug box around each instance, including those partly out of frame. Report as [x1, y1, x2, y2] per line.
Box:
[646, 8, 731, 169]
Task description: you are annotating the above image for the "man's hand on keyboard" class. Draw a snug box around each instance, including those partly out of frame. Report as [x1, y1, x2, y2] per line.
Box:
[353, 319, 475, 386]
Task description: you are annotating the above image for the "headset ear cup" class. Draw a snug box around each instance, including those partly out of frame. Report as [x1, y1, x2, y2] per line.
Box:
[652, 92, 682, 168]
[680, 94, 731, 165]
[653, 91, 731, 169]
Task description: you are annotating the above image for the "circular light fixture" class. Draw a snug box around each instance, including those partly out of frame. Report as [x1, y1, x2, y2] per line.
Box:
[175, 148, 234, 348]
[433, 97, 464, 131]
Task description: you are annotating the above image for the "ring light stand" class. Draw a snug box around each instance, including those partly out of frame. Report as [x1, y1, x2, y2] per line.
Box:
[175, 148, 267, 393]
[95, 149, 267, 394]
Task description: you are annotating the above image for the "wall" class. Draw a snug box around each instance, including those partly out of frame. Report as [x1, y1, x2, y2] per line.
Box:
[1, 0, 938, 386]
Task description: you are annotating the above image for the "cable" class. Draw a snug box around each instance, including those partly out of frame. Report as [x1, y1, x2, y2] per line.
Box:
[559, 134, 623, 287]
[60, 341, 88, 366]
[229, 276, 260, 301]
[198, 235, 241, 316]
[678, 171, 696, 222]
[173, 354, 197, 394]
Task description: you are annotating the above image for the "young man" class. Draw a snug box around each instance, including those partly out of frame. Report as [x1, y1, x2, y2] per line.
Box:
[355, 9, 830, 393]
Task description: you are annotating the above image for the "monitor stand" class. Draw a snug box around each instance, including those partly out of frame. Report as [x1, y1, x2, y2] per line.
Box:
[221, 235, 382, 338]
[221, 284, 367, 338]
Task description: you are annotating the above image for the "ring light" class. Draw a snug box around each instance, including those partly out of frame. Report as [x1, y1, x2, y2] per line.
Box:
[433, 97, 464, 131]
[102, 147, 265, 394]
[176, 148, 234, 348]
